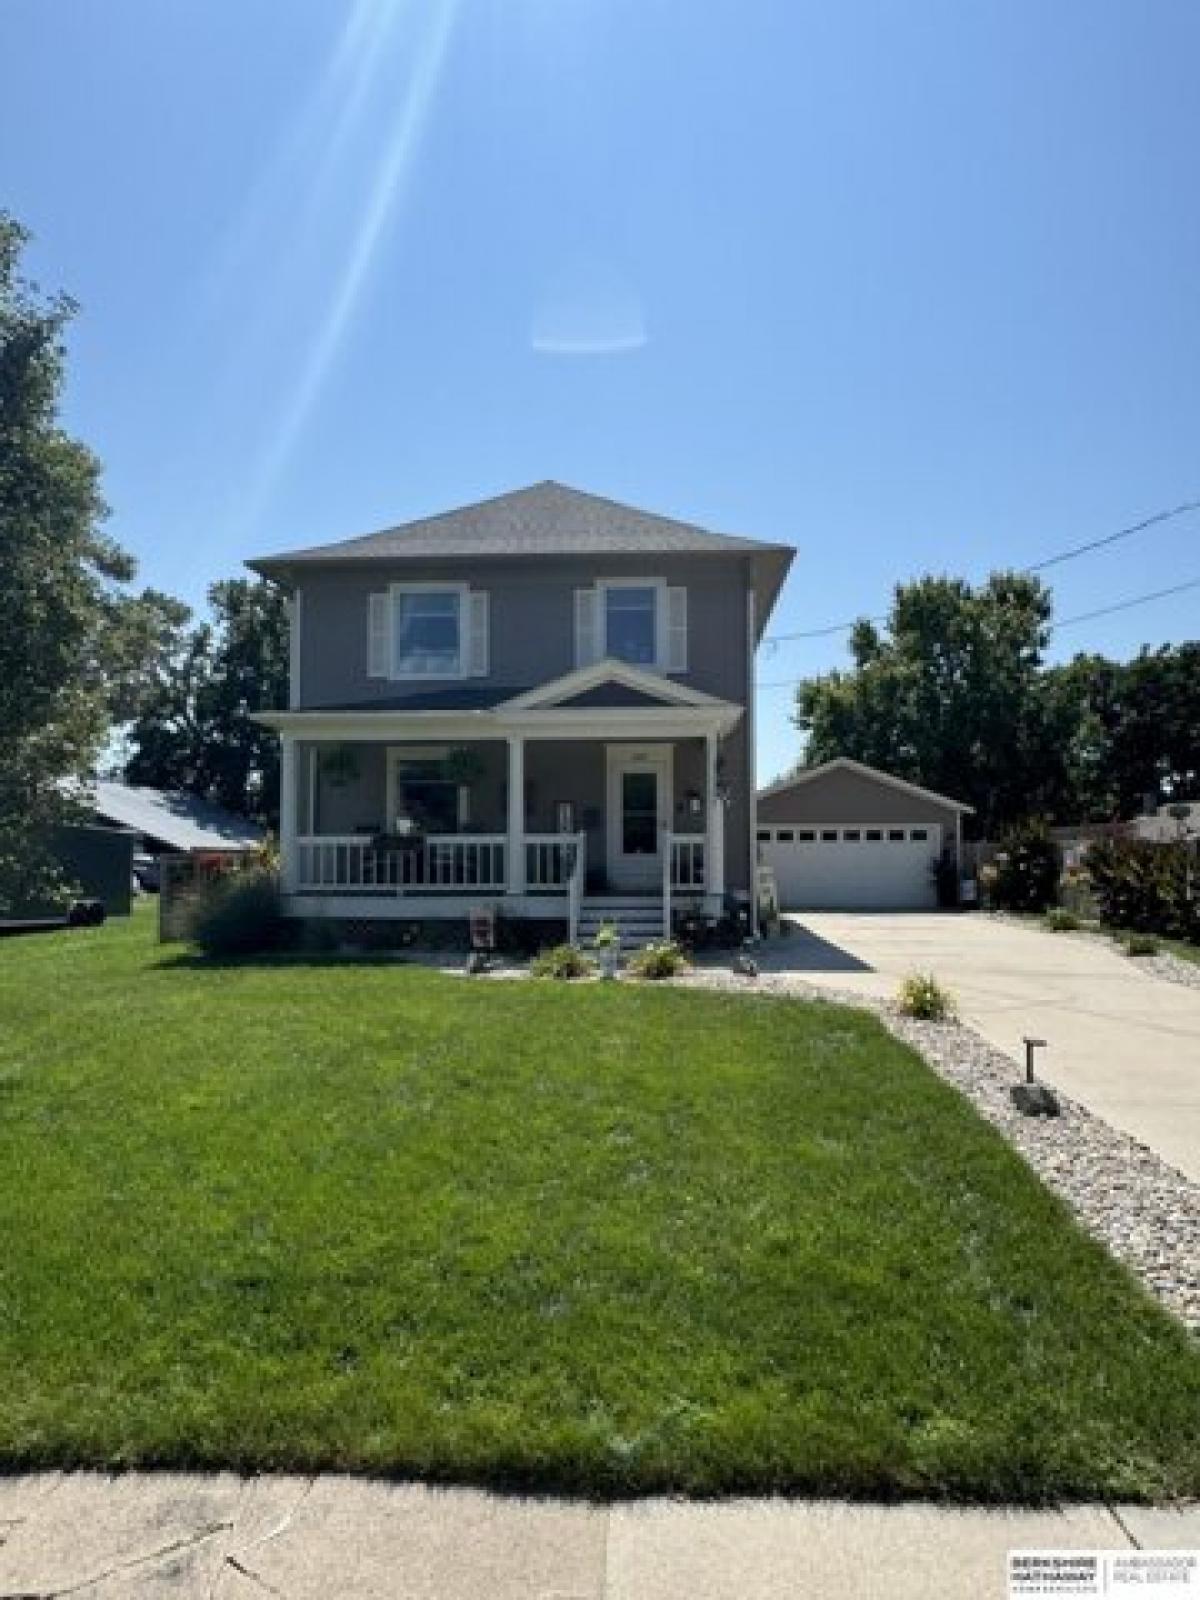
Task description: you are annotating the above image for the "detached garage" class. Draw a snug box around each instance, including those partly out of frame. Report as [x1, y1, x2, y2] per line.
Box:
[756, 758, 972, 911]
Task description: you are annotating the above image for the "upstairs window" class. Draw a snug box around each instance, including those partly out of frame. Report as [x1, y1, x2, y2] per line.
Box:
[394, 589, 461, 677]
[369, 585, 489, 680]
[575, 580, 687, 672]
[604, 584, 658, 666]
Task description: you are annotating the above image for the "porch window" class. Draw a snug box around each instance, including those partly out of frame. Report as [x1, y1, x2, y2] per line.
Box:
[391, 757, 465, 832]
[393, 588, 461, 678]
[604, 585, 657, 666]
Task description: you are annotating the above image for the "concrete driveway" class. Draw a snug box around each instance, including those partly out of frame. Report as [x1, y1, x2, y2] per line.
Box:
[773, 912, 1200, 1183]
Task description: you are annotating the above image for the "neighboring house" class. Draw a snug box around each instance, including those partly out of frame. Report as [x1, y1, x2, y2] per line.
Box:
[1128, 800, 1200, 845]
[756, 758, 972, 910]
[89, 780, 265, 858]
[249, 481, 793, 942]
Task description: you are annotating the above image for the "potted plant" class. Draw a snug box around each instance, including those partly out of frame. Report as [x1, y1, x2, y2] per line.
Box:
[319, 746, 360, 788]
[593, 919, 621, 979]
[444, 747, 485, 787]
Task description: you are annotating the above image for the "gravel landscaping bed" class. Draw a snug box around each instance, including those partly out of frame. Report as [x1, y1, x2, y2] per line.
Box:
[677, 964, 1200, 1332]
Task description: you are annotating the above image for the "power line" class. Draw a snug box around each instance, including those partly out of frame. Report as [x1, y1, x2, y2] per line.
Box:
[1026, 497, 1200, 574]
[763, 496, 1200, 646]
[755, 573, 1200, 690]
[1051, 574, 1200, 630]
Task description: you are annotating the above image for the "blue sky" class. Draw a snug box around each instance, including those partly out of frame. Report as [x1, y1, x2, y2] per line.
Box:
[3, 0, 1198, 782]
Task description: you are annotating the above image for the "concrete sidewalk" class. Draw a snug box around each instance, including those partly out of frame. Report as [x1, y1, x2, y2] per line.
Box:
[1, 1473, 1197, 1598]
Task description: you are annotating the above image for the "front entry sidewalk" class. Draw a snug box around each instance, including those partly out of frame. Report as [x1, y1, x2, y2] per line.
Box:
[1, 1473, 1197, 1599]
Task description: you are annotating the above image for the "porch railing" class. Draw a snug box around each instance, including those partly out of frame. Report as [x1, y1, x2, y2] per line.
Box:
[295, 835, 507, 893]
[669, 835, 706, 891]
[525, 834, 584, 890]
[664, 834, 706, 940]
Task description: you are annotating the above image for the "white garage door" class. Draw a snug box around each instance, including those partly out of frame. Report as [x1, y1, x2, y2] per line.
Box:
[758, 823, 942, 910]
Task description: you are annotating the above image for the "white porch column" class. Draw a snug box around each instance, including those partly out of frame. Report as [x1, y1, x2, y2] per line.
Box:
[507, 734, 526, 894]
[706, 729, 725, 901]
[280, 733, 298, 893]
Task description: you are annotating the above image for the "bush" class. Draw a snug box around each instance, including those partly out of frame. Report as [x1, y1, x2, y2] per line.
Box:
[1085, 836, 1199, 943]
[188, 871, 287, 956]
[989, 822, 1060, 912]
[1045, 909, 1081, 932]
[626, 941, 689, 980]
[1125, 933, 1160, 958]
[531, 943, 594, 980]
[897, 972, 956, 1021]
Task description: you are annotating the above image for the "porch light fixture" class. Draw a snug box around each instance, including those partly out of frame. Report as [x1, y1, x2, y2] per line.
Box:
[685, 788, 702, 817]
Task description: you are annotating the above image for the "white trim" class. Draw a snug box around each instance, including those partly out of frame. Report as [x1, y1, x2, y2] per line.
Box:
[605, 743, 673, 890]
[280, 734, 298, 892]
[388, 580, 470, 682]
[574, 587, 600, 669]
[466, 589, 489, 678]
[758, 756, 975, 815]
[665, 585, 687, 673]
[254, 704, 742, 742]
[746, 588, 757, 934]
[289, 591, 302, 709]
[367, 592, 389, 678]
[507, 735, 526, 893]
[500, 657, 731, 712]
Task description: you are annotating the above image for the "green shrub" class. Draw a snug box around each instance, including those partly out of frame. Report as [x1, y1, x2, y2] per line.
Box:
[897, 972, 956, 1021]
[990, 822, 1060, 912]
[626, 941, 689, 980]
[1045, 909, 1081, 932]
[1086, 836, 1199, 943]
[188, 871, 286, 956]
[1125, 933, 1160, 958]
[531, 943, 594, 980]
[592, 920, 620, 949]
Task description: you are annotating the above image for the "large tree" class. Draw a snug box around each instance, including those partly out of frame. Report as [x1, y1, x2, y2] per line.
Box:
[0, 216, 141, 909]
[123, 577, 288, 826]
[1043, 645, 1200, 819]
[794, 573, 1059, 833]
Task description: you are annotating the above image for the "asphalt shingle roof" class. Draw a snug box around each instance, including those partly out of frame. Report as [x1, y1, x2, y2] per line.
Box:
[247, 482, 795, 627]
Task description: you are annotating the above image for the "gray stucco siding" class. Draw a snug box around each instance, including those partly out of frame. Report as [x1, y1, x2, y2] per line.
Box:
[758, 768, 960, 831]
[294, 555, 751, 710]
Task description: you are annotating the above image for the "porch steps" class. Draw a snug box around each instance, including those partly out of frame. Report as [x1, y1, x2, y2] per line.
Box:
[577, 896, 666, 951]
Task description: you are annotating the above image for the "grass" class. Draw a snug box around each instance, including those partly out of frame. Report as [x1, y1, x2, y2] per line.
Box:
[0, 908, 1197, 1502]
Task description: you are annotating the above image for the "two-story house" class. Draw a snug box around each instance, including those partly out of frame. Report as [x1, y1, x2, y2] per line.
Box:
[250, 482, 793, 944]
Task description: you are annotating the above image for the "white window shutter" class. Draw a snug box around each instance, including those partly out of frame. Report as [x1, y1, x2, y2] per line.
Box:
[466, 590, 489, 677]
[575, 587, 599, 667]
[368, 592, 389, 678]
[666, 586, 688, 673]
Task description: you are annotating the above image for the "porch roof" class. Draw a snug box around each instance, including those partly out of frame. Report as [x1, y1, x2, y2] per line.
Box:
[255, 660, 743, 740]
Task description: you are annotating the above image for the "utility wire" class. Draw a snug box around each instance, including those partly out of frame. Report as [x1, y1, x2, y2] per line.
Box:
[762, 496, 1200, 646]
[755, 574, 1200, 690]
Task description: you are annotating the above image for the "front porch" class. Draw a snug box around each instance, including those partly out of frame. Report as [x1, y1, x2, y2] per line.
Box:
[279, 734, 724, 941]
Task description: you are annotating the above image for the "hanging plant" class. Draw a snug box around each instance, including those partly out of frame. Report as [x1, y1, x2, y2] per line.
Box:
[319, 745, 360, 788]
[444, 746, 485, 787]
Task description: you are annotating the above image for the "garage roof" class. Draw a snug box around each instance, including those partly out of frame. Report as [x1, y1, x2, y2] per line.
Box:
[759, 757, 974, 814]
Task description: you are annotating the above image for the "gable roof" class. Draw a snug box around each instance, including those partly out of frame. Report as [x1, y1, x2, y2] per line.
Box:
[247, 481, 794, 632]
[500, 658, 735, 712]
[88, 781, 265, 852]
[758, 757, 974, 815]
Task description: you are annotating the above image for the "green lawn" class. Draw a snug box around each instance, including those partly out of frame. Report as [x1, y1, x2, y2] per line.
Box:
[1, 908, 1197, 1502]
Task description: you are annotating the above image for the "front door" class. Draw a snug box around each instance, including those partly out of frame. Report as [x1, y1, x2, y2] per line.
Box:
[606, 745, 672, 890]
